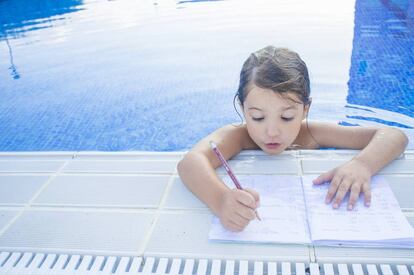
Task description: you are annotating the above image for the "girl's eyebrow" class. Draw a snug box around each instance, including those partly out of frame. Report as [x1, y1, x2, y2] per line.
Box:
[248, 106, 298, 111]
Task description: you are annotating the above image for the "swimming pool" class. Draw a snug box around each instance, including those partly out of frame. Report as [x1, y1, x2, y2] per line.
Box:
[0, 0, 413, 151]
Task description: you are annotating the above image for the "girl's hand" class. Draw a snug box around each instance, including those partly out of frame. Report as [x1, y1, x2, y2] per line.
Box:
[312, 159, 372, 210]
[218, 188, 260, 232]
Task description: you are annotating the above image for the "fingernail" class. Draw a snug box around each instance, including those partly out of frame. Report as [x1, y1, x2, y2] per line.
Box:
[365, 202, 371, 207]
[347, 204, 353, 210]
[333, 203, 338, 209]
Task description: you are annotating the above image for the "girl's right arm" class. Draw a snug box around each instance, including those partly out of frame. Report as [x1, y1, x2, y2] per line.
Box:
[177, 124, 260, 232]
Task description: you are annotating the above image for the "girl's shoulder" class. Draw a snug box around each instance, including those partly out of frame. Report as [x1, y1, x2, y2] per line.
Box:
[218, 123, 259, 150]
[292, 120, 321, 150]
[295, 120, 380, 150]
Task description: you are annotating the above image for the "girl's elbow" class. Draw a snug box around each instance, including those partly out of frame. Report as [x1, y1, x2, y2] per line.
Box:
[177, 154, 189, 176]
[400, 130, 409, 149]
[385, 127, 409, 149]
[177, 151, 200, 175]
[177, 158, 184, 175]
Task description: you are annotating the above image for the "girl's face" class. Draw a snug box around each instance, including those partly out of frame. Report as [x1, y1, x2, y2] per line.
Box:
[242, 85, 309, 154]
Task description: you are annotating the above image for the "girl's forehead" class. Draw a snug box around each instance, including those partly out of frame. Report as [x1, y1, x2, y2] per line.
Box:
[245, 86, 302, 109]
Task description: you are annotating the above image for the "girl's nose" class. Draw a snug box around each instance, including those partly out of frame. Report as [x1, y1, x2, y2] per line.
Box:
[266, 123, 280, 137]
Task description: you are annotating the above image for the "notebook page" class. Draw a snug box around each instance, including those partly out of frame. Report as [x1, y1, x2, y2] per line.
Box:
[209, 175, 311, 244]
[302, 175, 414, 244]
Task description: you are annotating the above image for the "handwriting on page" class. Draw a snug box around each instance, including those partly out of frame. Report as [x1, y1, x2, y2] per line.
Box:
[209, 175, 311, 244]
[302, 175, 414, 242]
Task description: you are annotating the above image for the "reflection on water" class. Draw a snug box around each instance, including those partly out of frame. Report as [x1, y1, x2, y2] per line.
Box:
[0, 0, 83, 80]
[4, 38, 20, 79]
[346, 0, 414, 125]
[0, 0, 83, 40]
[177, 0, 224, 4]
[0, 0, 412, 150]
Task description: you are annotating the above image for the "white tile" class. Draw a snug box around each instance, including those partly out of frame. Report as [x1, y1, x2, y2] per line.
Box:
[299, 149, 359, 158]
[217, 158, 300, 175]
[0, 209, 154, 253]
[302, 159, 414, 174]
[74, 151, 183, 160]
[379, 160, 414, 174]
[0, 210, 20, 231]
[313, 246, 414, 263]
[383, 175, 414, 209]
[0, 153, 74, 160]
[0, 160, 66, 173]
[145, 212, 310, 261]
[0, 175, 50, 205]
[301, 159, 349, 174]
[163, 177, 208, 209]
[404, 150, 414, 159]
[407, 217, 414, 227]
[63, 160, 177, 174]
[33, 174, 170, 208]
[234, 150, 298, 159]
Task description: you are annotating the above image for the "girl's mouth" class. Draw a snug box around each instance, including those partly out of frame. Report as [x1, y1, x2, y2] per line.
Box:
[265, 143, 281, 150]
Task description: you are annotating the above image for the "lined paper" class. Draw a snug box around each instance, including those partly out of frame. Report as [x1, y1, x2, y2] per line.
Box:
[302, 175, 414, 246]
[209, 175, 310, 244]
[209, 175, 414, 247]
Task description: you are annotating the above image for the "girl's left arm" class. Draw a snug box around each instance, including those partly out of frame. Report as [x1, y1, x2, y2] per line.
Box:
[299, 122, 409, 210]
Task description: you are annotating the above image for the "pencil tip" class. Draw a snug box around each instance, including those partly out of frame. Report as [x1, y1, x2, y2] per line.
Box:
[256, 211, 261, 221]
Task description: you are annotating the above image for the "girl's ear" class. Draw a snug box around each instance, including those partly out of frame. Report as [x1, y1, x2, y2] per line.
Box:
[238, 99, 245, 115]
[302, 98, 312, 120]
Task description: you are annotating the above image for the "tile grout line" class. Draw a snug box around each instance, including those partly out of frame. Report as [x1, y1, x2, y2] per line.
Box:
[137, 167, 178, 256]
[298, 153, 317, 264]
[0, 159, 72, 238]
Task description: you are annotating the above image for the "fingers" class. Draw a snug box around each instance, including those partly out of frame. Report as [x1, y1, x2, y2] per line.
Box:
[313, 169, 335, 185]
[221, 219, 244, 232]
[243, 188, 260, 207]
[220, 189, 259, 232]
[331, 178, 353, 209]
[325, 174, 344, 205]
[236, 205, 257, 221]
[235, 189, 259, 220]
[220, 204, 252, 232]
[347, 183, 361, 210]
[362, 183, 371, 207]
[236, 189, 259, 209]
[326, 177, 371, 210]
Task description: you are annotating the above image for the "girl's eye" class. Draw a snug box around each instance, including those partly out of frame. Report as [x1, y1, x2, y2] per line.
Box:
[252, 117, 264, 121]
[282, 117, 294, 121]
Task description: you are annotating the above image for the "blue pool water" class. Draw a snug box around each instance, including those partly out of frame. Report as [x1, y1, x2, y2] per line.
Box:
[0, 0, 413, 151]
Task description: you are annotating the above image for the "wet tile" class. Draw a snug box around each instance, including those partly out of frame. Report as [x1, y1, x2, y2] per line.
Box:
[302, 159, 414, 174]
[383, 175, 414, 209]
[0, 210, 154, 254]
[0, 210, 20, 231]
[0, 153, 74, 160]
[34, 175, 170, 208]
[163, 177, 207, 209]
[63, 160, 178, 174]
[217, 158, 300, 175]
[145, 212, 311, 261]
[0, 175, 50, 205]
[0, 161, 66, 173]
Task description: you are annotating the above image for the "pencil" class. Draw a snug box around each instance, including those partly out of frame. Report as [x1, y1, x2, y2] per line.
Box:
[209, 141, 261, 221]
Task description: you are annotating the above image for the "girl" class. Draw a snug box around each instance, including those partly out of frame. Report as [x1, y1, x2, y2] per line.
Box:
[177, 46, 408, 232]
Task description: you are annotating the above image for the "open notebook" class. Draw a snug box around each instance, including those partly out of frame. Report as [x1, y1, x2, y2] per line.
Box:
[209, 175, 414, 248]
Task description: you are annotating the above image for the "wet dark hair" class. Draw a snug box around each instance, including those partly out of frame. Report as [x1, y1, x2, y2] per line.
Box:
[234, 46, 311, 107]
